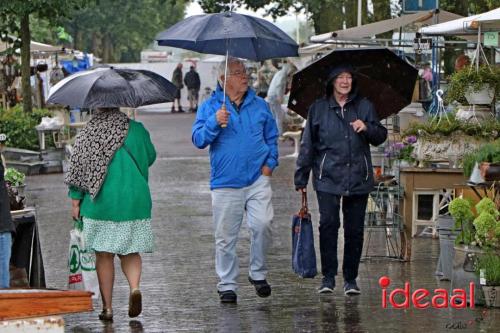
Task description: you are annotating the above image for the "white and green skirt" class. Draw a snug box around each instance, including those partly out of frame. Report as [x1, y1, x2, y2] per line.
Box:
[82, 217, 154, 255]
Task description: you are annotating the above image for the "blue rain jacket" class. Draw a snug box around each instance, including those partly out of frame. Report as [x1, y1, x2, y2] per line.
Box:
[192, 85, 279, 190]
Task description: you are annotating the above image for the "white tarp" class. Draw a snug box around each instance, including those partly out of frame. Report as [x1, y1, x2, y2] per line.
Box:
[420, 7, 500, 35]
[0, 37, 62, 53]
[310, 10, 462, 42]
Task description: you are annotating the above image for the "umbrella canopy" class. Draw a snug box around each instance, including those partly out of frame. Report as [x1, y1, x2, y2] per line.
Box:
[155, 12, 299, 61]
[47, 67, 177, 108]
[287, 48, 418, 120]
[420, 7, 500, 36]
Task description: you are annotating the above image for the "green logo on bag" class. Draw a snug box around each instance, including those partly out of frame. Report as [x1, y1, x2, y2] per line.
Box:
[80, 250, 96, 271]
[69, 245, 80, 273]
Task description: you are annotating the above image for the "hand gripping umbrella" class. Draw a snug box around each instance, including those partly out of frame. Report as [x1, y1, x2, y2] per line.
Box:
[155, 2, 299, 126]
[47, 67, 177, 108]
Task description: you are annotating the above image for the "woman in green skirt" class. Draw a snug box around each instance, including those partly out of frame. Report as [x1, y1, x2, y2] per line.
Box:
[66, 108, 156, 321]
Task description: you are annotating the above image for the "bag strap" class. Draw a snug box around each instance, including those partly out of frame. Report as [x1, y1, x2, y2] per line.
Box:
[122, 144, 144, 178]
[299, 191, 308, 218]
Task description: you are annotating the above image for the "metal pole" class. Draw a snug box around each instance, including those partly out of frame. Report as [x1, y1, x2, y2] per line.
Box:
[357, 0, 362, 27]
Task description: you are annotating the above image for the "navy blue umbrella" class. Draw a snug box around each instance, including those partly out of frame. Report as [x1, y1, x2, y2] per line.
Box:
[155, 11, 299, 61]
[156, 9, 298, 124]
[47, 67, 177, 108]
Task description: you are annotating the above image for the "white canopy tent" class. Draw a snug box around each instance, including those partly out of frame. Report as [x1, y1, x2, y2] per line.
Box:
[0, 37, 62, 54]
[310, 10, 462, 43]
[301, 10, 465, 56]
[419, 7, 500, 35]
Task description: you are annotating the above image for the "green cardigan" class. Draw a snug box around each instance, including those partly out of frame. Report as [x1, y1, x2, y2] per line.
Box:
[69, 120, 156, 221]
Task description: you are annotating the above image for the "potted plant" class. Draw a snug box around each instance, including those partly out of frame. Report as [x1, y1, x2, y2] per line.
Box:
[449, 198, 475, 246]
[473, 198, 500, 250]
[476, 254, 500, 307]
[448, 197, 484, 305]
[445, 65, 500, 105]
[462, 140, 500, 181]
[4, 167, 25, 190]
[448, 197, 500, 306]
[384, 135, 417, 174]
[471, 196, 500, 305]
[4, 167, 26, 210]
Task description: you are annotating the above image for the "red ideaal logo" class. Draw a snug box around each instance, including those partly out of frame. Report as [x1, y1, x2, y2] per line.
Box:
[379, 276, 475, 309]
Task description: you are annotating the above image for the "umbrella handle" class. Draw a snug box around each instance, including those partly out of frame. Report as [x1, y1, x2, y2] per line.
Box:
[220, 104, 229, 128]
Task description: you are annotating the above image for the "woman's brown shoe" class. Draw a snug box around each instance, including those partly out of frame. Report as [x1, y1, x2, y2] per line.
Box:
[98, 308, 113, 321]
[128, 289, 142, 318]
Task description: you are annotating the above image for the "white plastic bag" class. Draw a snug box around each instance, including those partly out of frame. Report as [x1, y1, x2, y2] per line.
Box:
[68, 226, 100, 299]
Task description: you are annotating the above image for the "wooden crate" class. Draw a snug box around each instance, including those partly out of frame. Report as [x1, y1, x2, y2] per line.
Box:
[0, 289, 93, 320]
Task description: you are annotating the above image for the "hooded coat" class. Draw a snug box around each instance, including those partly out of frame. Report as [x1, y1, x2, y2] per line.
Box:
[294, 65, 387, 195]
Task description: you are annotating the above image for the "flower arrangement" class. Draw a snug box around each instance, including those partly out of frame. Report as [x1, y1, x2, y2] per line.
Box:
[384, 135, 417, 164]
[4, 167, 25, 187]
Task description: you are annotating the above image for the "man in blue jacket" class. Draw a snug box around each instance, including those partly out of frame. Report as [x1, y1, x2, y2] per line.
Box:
[192, 58, 279, 303]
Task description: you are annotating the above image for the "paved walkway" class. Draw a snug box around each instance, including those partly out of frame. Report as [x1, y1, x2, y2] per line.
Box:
[26, 112, 498, 332]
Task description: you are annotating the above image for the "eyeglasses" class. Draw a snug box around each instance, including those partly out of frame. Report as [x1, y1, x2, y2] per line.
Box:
[228, 70, 248, 77]
[336, 75, 353, 81]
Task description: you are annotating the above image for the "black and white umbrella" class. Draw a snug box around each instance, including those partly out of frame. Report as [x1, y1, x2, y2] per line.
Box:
[47, 67, 177, 108]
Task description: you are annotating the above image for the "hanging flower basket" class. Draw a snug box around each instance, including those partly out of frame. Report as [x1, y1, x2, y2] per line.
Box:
[464, 84, 495, 105]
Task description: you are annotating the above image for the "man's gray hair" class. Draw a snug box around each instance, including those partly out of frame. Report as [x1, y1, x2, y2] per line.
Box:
[217, 57, 246, 85]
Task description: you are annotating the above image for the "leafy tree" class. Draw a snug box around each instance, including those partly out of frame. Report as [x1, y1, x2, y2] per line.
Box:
[198, 0, 391, 34]
[0, 0, 88, 113]
[61, 0, 187, 63]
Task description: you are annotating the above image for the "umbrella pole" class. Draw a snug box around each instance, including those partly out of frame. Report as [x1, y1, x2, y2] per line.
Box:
[221, 48, 229, 128]
[221, 3, 232, 129]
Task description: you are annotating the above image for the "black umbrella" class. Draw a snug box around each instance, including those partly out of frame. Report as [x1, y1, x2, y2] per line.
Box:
[288, 48, 418, 120]
[47, 67, 177, 108]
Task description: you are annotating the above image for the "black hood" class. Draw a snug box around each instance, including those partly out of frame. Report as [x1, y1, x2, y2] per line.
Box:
[325, 64, 358, 99]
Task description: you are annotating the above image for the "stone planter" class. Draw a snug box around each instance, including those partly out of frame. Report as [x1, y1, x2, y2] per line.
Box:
[451, 245, 485, 306]
[482, 286, 500, 307]
[465, 84, 495, 105]
[413, 133, 488, 166]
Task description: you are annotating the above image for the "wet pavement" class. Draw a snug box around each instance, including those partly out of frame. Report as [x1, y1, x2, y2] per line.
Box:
[25, 112, 499, 332]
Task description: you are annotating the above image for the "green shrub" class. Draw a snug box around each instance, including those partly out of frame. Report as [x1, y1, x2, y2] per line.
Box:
[449, 197, 476, 245]
[473, 198, 500, 249]
[4, 167, 26, 186]
[476, 253, 500, 285]
[462, 140, 500, 178]
[0, 105, 52, 150]
[402, 113, 500, 140]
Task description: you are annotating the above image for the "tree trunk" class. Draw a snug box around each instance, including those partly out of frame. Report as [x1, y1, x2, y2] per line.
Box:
[313, 2, 344, 34]
[372, 0, 391, 22]
[20, 13, 32, 113]
[372, 0, 392, 38]
[344, 0, 357, 28]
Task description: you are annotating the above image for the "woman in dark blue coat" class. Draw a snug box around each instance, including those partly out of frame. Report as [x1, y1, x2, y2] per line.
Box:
[294, 64, 387, 295]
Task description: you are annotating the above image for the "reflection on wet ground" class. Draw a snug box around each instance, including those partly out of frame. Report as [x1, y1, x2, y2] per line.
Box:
[26, 113, 499, 332]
